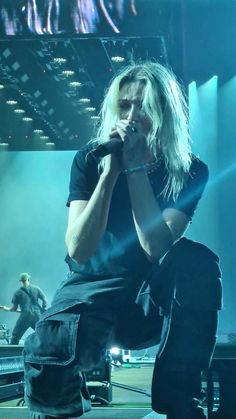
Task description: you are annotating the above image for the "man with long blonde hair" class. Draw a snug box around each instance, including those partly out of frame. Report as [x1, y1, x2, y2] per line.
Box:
[24, 61, 221, 419]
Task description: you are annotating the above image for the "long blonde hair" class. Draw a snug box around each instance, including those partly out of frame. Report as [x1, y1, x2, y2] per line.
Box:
[95, 61, 192, 199]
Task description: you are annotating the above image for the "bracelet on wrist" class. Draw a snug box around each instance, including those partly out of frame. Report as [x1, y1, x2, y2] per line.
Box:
[122, 164, 147, 174]
[123, 158, 162, 175]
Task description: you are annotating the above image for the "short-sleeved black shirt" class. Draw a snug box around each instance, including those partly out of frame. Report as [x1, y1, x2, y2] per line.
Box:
[65, 143, 209, 279]
[12, 284, 45, 314]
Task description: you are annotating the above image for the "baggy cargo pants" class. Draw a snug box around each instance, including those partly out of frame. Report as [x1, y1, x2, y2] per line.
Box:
[24, 238, 222, 418]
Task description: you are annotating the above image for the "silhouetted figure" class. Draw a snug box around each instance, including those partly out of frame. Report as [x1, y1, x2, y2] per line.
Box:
[0, 272, 47, 344]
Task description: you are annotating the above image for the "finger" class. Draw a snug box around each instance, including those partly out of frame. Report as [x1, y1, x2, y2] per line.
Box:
[116, 121, 137, 134]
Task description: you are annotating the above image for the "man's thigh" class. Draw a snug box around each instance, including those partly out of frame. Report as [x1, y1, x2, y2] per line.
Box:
[75, 305, 117, 370]
[24, 305, 116, 416]
[114, 301, 163, 350]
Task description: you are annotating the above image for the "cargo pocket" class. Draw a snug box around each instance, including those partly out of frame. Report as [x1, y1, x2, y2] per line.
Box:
[24, 312, 91, 415]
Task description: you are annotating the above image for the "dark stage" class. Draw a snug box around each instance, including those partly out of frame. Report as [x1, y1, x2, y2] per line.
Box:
[0, 407, 162, 419]
[1, 343, 236, 418]
[0, 350, 163, 417]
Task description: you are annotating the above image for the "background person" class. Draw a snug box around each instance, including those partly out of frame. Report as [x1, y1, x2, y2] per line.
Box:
[0, 272, 47, 344]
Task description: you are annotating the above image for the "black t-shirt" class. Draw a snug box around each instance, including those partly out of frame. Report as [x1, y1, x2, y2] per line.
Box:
[64, 143, 209, 279]
[12, 284, 45, 314]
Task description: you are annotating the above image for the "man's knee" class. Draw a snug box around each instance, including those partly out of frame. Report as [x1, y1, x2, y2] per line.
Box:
[171, 238, 222, 311]
[23, 312, 92, 416]
[156, 302, 218, 370]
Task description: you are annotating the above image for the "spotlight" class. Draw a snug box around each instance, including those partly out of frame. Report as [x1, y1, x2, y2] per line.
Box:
[53, 57, 66, 64]
[22, 117, 33, 121]
[14, 109, 25, 113]
[6, 100, 17, 105]
[69, 81, 82, 87]
[62, 70, 75, 76]
[111, 56, 125, 63]
[79, 98, 90, 103]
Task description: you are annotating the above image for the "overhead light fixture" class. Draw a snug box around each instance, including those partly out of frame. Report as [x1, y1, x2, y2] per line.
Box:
[69, 81, 82, 87]
[0, 84, 4, 89]
[14, 109, 25, 113]
[33, 129, 43, 133]
[6, 100, 18, 105]
[46, 142, 55, 148]
[79, 98, 90, 103]
[53, 57, 66, 64]
[22, 117, 33, 121]
[62, 70, 75, 76]
[40, 135, 49, 140]
[0, 142, 9, 150]
[85, 107, 96, 112]
[111, 56, 125, 63]
[91, 115, 100, 120]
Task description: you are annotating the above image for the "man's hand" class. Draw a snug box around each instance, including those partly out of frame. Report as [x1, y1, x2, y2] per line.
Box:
[0, 305, 21, 313]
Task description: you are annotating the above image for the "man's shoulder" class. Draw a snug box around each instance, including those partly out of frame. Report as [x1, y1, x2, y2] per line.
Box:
[12, 287, 25, 301]
[29, 284, 45, 297]
[14, 287, 23, 295]
[73, 142, 100, 168]
[190, 155, 209, 178]
[29, 284, 40, 292]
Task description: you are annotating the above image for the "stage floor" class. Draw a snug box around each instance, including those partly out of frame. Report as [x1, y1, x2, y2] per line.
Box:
[0, 360, 210, 418]
[0, 407, 165, 419]
[0, 365, 158, 418]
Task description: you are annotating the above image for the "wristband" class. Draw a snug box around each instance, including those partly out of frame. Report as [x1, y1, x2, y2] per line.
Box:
[123, 159, 162, 175]
[123, 164, 147, 174]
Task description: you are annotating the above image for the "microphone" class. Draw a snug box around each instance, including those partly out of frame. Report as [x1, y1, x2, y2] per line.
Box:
[92, 137, 123, 158]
